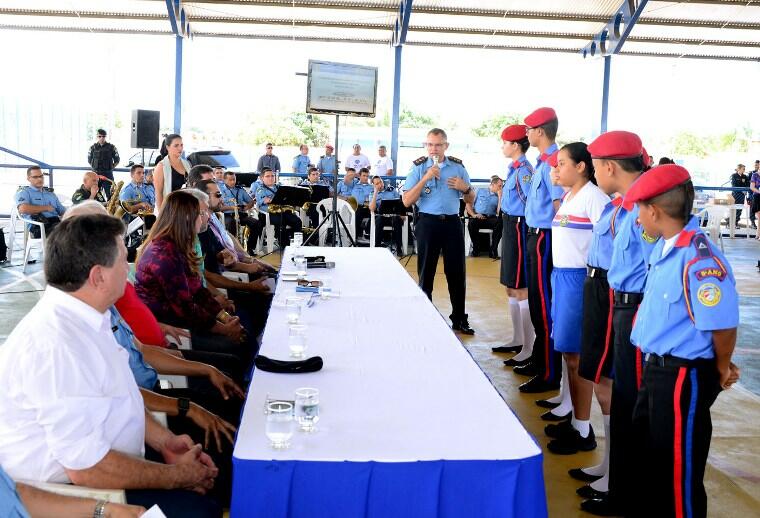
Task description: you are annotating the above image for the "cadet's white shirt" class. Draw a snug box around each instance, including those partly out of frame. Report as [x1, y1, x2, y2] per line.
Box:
[0, 287, 145, 483]
[345, 153, 371, 171]
[551, 182, 611, 269]
[374, 156, 393, 176]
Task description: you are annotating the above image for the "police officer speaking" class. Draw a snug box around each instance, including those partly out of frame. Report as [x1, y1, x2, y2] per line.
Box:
[403, 128, 476, 335]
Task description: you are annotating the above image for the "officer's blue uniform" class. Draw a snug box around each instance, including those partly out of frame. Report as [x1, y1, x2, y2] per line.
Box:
[227, 185, 253, 208]
[473, 188, 498, 216]
[120, 182, 155, 207]
[255, 183, 301, 248]
[0, 465, 29, 518]
[338, 177, 358, 197]
[216, 182, 234, 214]
[629, 217, 738, 517]
[468, 188, 501, 257]
[351, 182, 374, 205]
[404, 155, 471, 326]
[255, 183, 277, 213]
[523, 143, 564, 390]
[292, 155, 311, 175]
[110, 307, 158, 390]
[144, 183, 156, 203]
[223, 185, 261, 253]
[15, 186, 66, 236]
[318, 155, 337, 176]
[500, 155, 533, 289]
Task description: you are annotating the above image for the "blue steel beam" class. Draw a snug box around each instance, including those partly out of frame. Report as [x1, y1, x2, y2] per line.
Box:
[600, 56, 611, 133]
[581, 0, 650, 59]
[174, 35, 183, 135]
[390, 0, 413, 174]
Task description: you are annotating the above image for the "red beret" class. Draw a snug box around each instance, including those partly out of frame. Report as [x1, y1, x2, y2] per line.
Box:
[501, 124, 527, 142]
[547, 150, 559, 168]
[622, 164, 691, 210]
[588, 131, 642, 159]
[524, 107, 557, 128]
[642, 147, 652, 168]
[325, 144, 334, 150]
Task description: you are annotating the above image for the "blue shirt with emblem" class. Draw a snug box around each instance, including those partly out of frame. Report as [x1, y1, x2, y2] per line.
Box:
[630, 217, 739, 359]
[292, 155, 311, 175]
[374, 188, 401, 211]
[318, 155, 337, 176]
[524, 143, 564, 228]
[109, 307, 158, 390]
[120, 181, 155, 207]
[473, 187, 498, 216]
[587, 198, 623, 271]
[404, 156, 470, 215]
[255, 183, 278, 212]
[351, 182, 374, 205]
[226, 185, 253, 207]
[338, 177, 358, 197]
[501, 155, 534, 217]
[15, 186, 66, 219]
[607, 203, 657, 293]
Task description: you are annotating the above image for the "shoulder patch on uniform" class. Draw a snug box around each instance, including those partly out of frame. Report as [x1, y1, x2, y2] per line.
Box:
[692, 233, 713, 259]
[696, 283, 721, 307]
[695, 267, 727, 282]
[413, 156, 427, 166]
[447, 156, 463, 165]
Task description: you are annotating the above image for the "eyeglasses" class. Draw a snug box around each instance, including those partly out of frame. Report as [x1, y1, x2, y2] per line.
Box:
[211, 192, 223, 198]
[266, 146, 273, 149]
[424, 142, 445, 148]
[29, 175, 44, 179]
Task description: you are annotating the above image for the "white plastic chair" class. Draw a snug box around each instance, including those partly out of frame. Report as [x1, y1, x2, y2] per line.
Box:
[698, 207, 725, 251]
[369, 212, 410, 254]
[316, 198, 356, 246]
[10, 205, 46, 273]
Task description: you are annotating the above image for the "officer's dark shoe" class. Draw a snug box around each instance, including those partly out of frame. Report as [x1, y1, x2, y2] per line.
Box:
[503, 356, 530, 367]
[547, 426, 596, 455]
[492, 344, 521, 353]
[579, 496, 620, 516]
[536, 398, 561, 409]
[540, 409, 571, 422]
[488, 250, 498, 259]
[568, 468, 603, 483]
[544, 419, 574, 439]
[469, 250, 481, 257]
[576, 485, 607, 500]
[452, 319, 475, 335]
[512, 363, 537, 376]
[518, 376, 559, 393]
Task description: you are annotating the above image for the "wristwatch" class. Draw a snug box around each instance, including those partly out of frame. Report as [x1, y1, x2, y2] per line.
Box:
[93, 500, 107, 518]
[177, 397, 191, 418]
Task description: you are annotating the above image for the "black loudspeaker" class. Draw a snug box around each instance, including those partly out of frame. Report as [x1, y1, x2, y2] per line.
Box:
[131, 109, 160, 149]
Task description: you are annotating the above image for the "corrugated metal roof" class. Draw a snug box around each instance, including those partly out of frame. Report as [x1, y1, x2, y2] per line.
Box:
[0, 0, 758, 61]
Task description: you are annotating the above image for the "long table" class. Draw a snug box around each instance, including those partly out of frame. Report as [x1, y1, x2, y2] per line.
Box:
[231, 247, 547, 517]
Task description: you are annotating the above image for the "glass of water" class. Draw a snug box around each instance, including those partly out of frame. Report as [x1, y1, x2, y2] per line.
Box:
[266, 401, 294, 450]
[288, 324, 308, 359]
[295, 387, 320, 432]
[292, 232, 303, 248]
[293, 254, 307, 279]
[285, 296, 303, 324]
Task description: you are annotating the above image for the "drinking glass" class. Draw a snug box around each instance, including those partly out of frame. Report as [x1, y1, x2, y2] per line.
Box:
[285, 296, 303, 324]
[294, 255, 307, 279]
[265, 401, 294, 450]
[288, 324, 308, 359]
[295, 387, 320, 432]
[292, 232, 304, 247]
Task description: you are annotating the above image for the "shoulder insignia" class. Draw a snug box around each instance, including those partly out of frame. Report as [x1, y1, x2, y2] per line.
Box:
[692, 233, 713, 259]
[695, 267, 727, 282]
[447, 156, 463, 165]
[413, 156, 427, 166]
[521, 160, 534, 173]
[696, 283, 721, 307]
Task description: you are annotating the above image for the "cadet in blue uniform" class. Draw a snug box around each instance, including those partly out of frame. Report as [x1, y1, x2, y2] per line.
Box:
[338, 167, 359, 199]
[351, 168, 375, 238]
[495, 125, 536, 359]
[120, 164, 155, 214]
[466, 176, 502, 257]
[402, 128, 476, 334]
[255, 168, 302, 248]
[223, 171, 262, 255]
[519, 107, 565, 393]
[369, 175, 404, 255]
[300, 167, 332, 227]
[626, 165, 739, 518]
[292, 144, 311, 176]
[15, 165, 66, 238]
[581, 131, 656, 516]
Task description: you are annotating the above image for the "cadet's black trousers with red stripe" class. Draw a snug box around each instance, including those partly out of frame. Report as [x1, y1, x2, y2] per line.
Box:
[526, 228, 561, 383]
[607, 301, 646, 512]
[630, 356, 721, 518]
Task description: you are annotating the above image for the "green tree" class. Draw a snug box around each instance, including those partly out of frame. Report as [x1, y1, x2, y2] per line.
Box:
[290, 113, 330, 146]
[399, 107, 435, 128]
[472, 114, 522, 138]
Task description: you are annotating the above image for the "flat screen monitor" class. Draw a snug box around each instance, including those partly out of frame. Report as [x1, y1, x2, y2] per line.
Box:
[306, 60, 378, 118]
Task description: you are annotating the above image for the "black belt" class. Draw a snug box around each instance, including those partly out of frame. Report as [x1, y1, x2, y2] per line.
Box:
[505, 215, 524, 224]
[527, 226, 548, 235]
[418, 212, 459, 221]
[613, 290, 643, 305]
[587, 266, 607, 279]
[647, 353, 713, 368]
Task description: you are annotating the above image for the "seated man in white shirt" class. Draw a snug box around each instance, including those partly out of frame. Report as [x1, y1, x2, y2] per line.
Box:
[0, 214, 222, 517]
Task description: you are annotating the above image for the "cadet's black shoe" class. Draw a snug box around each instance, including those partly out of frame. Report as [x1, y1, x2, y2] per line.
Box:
[492, 345, 521, 353]
[503, 356, 530, 367]
[512, 363, 537, 376]
[518, 376, 559, 393]
[452, 320, 475, 335]
[576, 485, 607, 500]
[547, 426, 596, 455]
[540, 409, 571, 422]
[544, 419, 574, 439]
[568, 468, 603, 483]
[536, 398, 561, 409]
[580, 496, 620, 516]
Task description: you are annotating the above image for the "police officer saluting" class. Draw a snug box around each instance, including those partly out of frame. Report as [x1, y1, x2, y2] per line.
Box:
[402, 128, 476, 335]
[87, 129, 119, 198]
[15, 165, 66, 239]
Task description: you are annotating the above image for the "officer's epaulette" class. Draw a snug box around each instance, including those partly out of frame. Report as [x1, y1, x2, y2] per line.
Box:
[320, 155, 325, 159]
[447, 156, 463, 165]
[413, 156, 427, 166]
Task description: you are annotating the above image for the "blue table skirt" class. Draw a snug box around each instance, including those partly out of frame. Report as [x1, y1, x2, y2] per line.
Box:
[231, 456, 547, 517]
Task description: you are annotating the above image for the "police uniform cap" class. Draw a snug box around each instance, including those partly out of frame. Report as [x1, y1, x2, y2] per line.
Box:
[623, 164, 690, 210]
[547, 150, 559, 168]
[524, 107, 557, 128]
[588, 130, 642, 159]
[501, 124, 527, 142]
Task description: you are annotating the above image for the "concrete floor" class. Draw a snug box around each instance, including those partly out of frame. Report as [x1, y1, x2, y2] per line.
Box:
[1, 240, 759, 517]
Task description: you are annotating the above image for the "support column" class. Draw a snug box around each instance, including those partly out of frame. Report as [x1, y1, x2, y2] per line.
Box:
[390, 45, 402, 174]
[174, 34, 183, 135]
[600, 56, 611, 134]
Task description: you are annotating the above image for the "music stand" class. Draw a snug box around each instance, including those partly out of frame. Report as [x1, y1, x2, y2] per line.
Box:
[308, 185, 331, 204]
[269, 185, 310, 258]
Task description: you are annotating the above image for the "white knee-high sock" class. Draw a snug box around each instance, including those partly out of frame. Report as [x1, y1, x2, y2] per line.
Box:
[548, 358, 572, 412]
[504, 297, 522, 347]
[584, 413, 611, 480]
[512, 300, 534, 361]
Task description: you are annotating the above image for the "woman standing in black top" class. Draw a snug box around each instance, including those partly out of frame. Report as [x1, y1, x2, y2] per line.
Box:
[154, 133, 192, 212]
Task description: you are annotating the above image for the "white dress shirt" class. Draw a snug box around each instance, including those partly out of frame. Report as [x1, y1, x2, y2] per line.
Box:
[374, 156, 393, 176]
[0, 287, 146, 483]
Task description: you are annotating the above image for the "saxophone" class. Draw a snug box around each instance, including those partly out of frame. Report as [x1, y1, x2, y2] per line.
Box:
[106, 180, 124, 216]
[233, 205, 249, 245]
